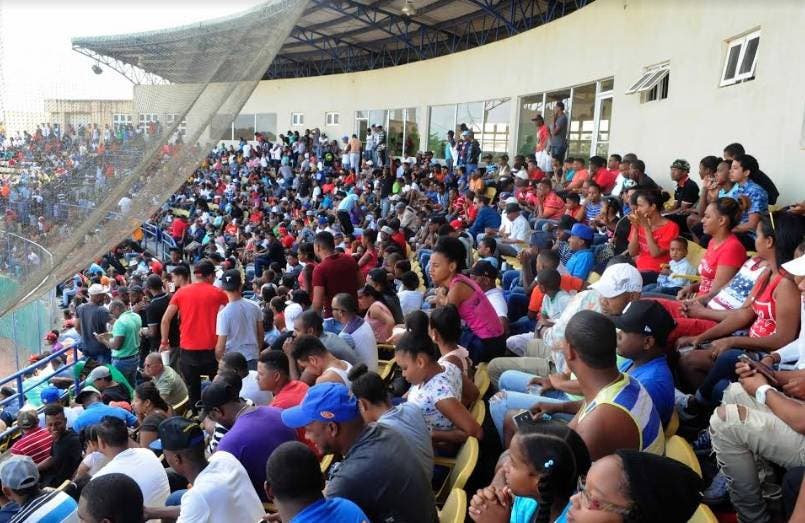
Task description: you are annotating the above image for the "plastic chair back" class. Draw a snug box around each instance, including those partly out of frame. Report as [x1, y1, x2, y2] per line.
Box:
[439, 489, 467, 523]
[688, 504, 719, 523]
[436, 436, 479, 503]
[665, 435, 702, 477]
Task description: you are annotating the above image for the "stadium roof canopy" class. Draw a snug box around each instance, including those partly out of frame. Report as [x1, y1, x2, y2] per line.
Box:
[72, 0, 594, 83]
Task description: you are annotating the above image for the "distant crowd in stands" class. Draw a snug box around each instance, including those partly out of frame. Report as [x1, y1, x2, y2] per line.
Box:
[0, 113, 803, 523]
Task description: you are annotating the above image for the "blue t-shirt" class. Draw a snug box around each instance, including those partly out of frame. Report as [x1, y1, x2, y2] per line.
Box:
[510, 497, 570, 523]
[566, 249, 595, 280]
[73, 402, 138, 432]
[618, 355, 674, 426]
[291, 497, 369, 523]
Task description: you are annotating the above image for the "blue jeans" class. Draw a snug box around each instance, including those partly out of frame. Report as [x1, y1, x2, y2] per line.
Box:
[696, 348, 748, 407]
[112, 356, 138, 388]
[506, 292, 530, 324]
[641, 283, 683, 296]
[489, 370, 571, 442]
[509, 315, 536, 335]
[166, 489, 186, 506]
[501, 270, 521, 291]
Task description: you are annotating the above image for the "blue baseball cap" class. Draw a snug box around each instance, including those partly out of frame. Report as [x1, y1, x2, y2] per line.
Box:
[570, 223, 594, 242]
[40, 386, 61, 405]
[281, 383, 360, 429]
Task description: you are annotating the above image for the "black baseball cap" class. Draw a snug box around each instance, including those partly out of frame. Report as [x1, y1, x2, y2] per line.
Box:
[470, 260, 498, 279]
[220, 269, 242, 291]
[612, 300, 676, 346]
[150, 416, 205, 451]
[195, 382, 238, 413]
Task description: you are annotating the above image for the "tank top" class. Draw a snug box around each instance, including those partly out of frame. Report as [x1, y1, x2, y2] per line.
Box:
[323, 360, 353, 388]
[750, 273, 784, 338]
[438, 346, 471, 374]
[578, 374, 665, 455]
[449, 274, 504, 339]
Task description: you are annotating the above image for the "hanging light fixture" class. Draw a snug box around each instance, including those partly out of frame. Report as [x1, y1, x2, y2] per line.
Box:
[401, 0, 417, 17]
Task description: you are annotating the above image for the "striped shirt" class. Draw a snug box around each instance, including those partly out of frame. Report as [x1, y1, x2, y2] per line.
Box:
[9, 490, 77, 523]
[10, 427, 53, 464]
[578, 373, 665, 455]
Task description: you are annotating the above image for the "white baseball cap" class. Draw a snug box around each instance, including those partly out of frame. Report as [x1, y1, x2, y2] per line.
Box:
[783, 254, 805, 276]
[590, 263, 643, 298]
[87, 283, 110, 296]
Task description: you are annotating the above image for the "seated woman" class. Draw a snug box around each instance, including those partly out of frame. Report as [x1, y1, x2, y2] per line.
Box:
[357, 285, 396, 343]
[407, 307, 479, 408]
[469, 420, 591, 523]
[394, 328, 482, 452]
[567, 450, 702, 523]
[430, 236, 505, 362]
[132, 381, 169, 449]
[677, 212, 804, 416]
[366, 268, 404, 324]
[626, 189, 679, 284]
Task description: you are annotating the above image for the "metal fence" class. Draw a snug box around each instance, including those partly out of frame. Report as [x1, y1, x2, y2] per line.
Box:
[0, 231, 57, 372]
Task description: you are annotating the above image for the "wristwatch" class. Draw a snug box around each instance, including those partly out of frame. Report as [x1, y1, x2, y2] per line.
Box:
[755, 384, 773, 405]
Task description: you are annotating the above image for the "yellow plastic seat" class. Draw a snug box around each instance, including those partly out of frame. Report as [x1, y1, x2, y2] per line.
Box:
[484, 186, 497, 201]
[320, 454, 334, 474]
[378, 360, 396, 382]
[665, 409, 680, 438]
[470, 400, 486, 425]
[665, 435, 702, 477]
[377, 343, 396, 360]
[686, 240, 707, 269]
[172, 396, 189, 417]
[474, 363, 490, 399]
[586, 272, 600, 284]
[438, 489, 467, 523]
[433, 436, 479, 504]
[688, 504, 718, 523]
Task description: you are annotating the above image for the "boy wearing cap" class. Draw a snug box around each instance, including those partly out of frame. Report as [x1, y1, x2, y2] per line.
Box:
[215, 269, 263, 367]
[281, 383, 437, 523]
[9, 411, 52, 465]
[0, 456, 77, 521]
[613, 300, 676, 425]
[143, 417, 263, 523]
[565, 223, 596, 280]
[497, 203, 531, 257]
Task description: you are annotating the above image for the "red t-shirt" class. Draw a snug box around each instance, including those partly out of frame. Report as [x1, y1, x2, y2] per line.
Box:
[593, 167, 618, 194]
[541, 192, 565, 220]
[528, 274, 584, 313]
[697, 234, 747, 296]
[629, 220, 680, 272]
[270, 380, 309, 409]
[11, 428, 53, 464]
[170, 282, 228, 350]
[312, 253, 360, 317]
[170, 218, 188, 240]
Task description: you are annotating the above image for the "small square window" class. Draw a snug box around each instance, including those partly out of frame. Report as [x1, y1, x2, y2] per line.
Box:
[626, 63, 669, 103]
[721, 30, 760, 87]
[291, 113, 304, 126]
[325, 112, 340, 126]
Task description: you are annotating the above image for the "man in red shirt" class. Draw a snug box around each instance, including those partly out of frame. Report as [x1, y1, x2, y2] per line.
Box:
[160, 259, 228, 411]
[170, 214, 188, 244]
[535, 179, 565, 222]
[10, 410, 53, 464]
[257, 350, 309, 409]
[311, 231, 361, 318]
[591, 155, 617, 194]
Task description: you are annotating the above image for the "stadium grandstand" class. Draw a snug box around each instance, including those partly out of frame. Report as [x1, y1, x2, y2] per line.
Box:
[0, 0, 804, 521]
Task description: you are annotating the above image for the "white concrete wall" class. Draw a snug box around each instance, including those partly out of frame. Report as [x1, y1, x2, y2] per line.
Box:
[142, 0, 805, 202]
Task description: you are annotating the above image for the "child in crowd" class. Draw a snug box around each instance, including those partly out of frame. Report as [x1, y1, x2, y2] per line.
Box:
[565, 223, 596, 281]
[397, 271, 424, 319]
[551, 215, 577, 266]
[563, 193, 584, 222]
[536, 268, 571, 337]
[477, 237, 499, 268]
[642, 237, 696, 296]
[582, 182, 603, 226]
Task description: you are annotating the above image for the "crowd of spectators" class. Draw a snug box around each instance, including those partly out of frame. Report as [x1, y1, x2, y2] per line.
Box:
[0, 116, 804, 523]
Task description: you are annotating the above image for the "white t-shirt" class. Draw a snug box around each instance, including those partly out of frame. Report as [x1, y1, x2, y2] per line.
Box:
[241, 370, 273, 406]
[177, 451, 263, 523]
[94, 448, 170, 509]
[81, 451, 109, 476]
[398, 289, 424, 319]
[340, 319, 378, 372]
[484, 287, 508, 318]
[500, 214, 531, 243]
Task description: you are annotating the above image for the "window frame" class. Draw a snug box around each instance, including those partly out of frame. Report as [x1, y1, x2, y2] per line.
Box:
[626, 63, 669, 95]
[325, 112, 340, 126]
[291, 112, 304, 126]
[720, 30, 761, 87]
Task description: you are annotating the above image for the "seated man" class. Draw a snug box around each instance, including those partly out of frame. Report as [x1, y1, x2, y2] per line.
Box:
[257, 351, 308, 410]
[85, 366, 131, 404]
[293, 310, 357, 368]
[9, 411, 52, 465]
[79, 473, 144, 523]
[219, 352, 272, 406]
[144, 417, 263, 522]
[0, 456, 77, 522]
[265, 441, 369, 522]
[72, 386, 137, 432]
[519, 311, 664, 458]
[331, 293, 378, 372]
[39, 404, 82, 489]
[198, 381, 296, 501]
[142, 352, 188, 408]
[288, 335, 353, 387]
[281, 383, 437, 522]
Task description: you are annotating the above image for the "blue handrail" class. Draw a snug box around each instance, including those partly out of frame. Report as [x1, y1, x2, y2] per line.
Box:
[0, 345, 83, 411]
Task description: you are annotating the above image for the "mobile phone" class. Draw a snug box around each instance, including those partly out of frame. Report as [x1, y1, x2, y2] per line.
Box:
[513, 410, 552, 430]
[738, 354, 779, 386]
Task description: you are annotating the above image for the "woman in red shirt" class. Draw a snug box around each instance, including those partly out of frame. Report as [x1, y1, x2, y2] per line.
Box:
[676, 212, 802, 413]
[678, 198, 746, 301]
[627, 189, 679, 283]
[357, 229, 379, 281]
